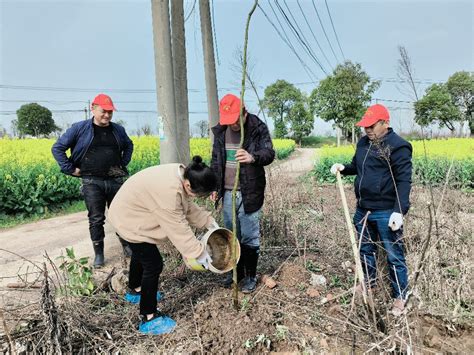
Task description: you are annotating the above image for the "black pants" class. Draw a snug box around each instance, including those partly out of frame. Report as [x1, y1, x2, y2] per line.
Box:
[128, 242, 164, 316]
[81, 176, 123, 243]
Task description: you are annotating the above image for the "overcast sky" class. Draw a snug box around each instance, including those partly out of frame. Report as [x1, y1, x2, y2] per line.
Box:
[1, 0, 473, 136]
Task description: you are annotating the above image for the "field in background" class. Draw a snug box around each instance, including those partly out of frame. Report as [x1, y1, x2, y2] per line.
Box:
[313, 138, 474, 188]
[300, 135, 336, 148]
[0, 137, 295, 217]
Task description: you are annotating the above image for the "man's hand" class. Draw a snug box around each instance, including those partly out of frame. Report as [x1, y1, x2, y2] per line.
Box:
[235, 149, 255, 164]
[388, 212, 403, 231]
[196, 249, 213, 269]
[209, 191, 218, 202]
[330, 163, 344, 175]
[72, 168, 81, 177]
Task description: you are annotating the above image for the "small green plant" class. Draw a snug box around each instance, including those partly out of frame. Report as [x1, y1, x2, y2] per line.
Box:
[274, 324, 289, 341]
[339, 294, 350, 305]
[240, 296, 251, 312]
[57, 247, 95, 296]
[244, 334, 271, 350]
[297, 282, 307, 291]
[329, 275, 342, 288]
[305, 260, 321, 273]
[244, 338, 253, 349]
[446, 267, 461, 279]
[309, 311, 322, 326]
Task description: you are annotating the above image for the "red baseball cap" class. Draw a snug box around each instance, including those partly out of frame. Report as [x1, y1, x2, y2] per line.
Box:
[92, 93, 116, 111]
[356, 104, 390, 127]
[219, 94, 242, 125]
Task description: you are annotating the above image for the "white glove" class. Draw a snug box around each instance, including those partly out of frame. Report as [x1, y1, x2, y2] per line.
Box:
[330, 163, 344, 175]
[207, 220, 219, 231]
[196, 249, 213, 269]
[388, 212, 403, 231]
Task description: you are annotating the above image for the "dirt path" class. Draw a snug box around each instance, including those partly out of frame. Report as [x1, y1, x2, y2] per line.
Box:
[0, 149, 317, 296]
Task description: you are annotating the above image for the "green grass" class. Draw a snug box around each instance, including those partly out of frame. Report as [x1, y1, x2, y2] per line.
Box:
[300, 136, 336, 148]
[0, 200, 86, 229]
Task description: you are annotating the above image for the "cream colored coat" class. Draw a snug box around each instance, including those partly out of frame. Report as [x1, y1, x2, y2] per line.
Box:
[108, 164, 214, 259]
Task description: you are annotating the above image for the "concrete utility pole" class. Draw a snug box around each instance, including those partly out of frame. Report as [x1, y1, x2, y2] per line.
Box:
[151, 0, 179, 164]
[171, 0, 190, 164]
[199, 0, 219, 141]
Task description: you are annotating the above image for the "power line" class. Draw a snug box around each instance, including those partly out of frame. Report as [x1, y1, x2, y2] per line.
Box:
[0, 84, 157, 93]
[324, 0, 345, 60]
[296, 0, 334, 71]
[184, 0, 197, 22]
[210, 0, 220, 66]
[265, 1, 319, 80]
[275, 0, 328, 75]
[257, 3, 318, 82]
[279, 0, 329, 75]
[373, 97, 414, 104]
[0, 99, 88, 104]
[0, 109, 211, 117]
[311, 0, 340, 63]
[373, 77, 440, 85]
[0, 77, 440, 97]
[0, 109, 84, 115]
[0, 84, 244, 93]
[0, 98, 257, 106]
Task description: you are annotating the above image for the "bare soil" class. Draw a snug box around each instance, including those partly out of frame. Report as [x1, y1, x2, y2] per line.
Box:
[1, 147, 473, 353]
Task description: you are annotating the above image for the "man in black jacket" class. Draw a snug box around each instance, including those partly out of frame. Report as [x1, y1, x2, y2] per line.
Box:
[331, 104, 412, 316]
[211, 94, 275, 293]
[52, 94, 134, 268]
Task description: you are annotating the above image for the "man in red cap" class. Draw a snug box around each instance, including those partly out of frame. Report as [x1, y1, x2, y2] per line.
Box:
[210, 94, 275, 293]
[52, 94, 134, 267]
[330, 104, 412, 316]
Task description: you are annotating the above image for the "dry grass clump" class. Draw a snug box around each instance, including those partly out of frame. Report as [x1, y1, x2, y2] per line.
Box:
[260, 168, 473, 352]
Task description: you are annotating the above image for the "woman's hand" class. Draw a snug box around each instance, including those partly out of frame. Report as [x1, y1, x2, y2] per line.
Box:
[196, 249, 213, 269]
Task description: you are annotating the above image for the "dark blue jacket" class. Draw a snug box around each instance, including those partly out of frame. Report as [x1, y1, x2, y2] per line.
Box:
[342, 128, 412, 214]
[51, 118, 134, 176]
[211, 114, 275, 213]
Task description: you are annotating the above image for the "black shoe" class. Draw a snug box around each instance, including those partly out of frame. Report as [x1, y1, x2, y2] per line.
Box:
[93, 253, 105, 268]
[122, 245, 133, 257]
[240, 276, 257, 294]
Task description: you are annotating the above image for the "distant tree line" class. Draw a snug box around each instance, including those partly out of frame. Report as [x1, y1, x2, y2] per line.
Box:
[262, 61, 472, 143]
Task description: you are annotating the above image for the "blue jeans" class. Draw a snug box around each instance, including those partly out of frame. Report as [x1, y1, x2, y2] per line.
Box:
[353, 207, 408, 299]
[81, 176, 123, 243]
[223, 190, 261, 248]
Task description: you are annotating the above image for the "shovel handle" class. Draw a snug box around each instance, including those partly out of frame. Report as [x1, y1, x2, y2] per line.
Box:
[336, 171, 368, 304]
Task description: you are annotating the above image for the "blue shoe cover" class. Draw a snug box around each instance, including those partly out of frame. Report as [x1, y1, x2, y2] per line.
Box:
[124, 291, 162, 304]
[139, 315, 176, 335]
[124, 292, 141, 304]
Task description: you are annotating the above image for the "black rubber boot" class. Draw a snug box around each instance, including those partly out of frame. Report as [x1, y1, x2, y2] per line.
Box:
[118, 235, 132, 257]
[93, 241, 105, 268]
[241, 246, 259, 293]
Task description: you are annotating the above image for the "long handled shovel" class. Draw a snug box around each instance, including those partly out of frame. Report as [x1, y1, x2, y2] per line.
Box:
[336, 171, 368, 305]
